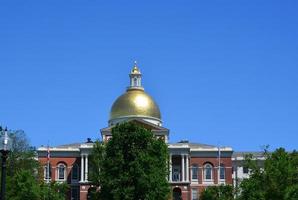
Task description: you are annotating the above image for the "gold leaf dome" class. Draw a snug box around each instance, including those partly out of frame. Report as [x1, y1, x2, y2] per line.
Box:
[109, 63, 162, 126]
[109, 88, 161, 123]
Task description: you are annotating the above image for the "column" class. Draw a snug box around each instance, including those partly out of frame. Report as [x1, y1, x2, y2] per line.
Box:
[186, 155, 189, 182]
[169, 153, 172, 182]
[85, 155, 88, 181]
[80, 155, 84, 182]
[181, 154, 185, 182]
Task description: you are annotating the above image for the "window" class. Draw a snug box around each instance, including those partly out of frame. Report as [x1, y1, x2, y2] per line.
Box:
[191, 164, 199, 180]
[57, 163, 66, 181]
[71, 164, 79, 181]
[44, 164, 52, 180]
[192, 188, 198, 200]
[204, 163, 213, 180]
[172, 166, 181, 181]
[220, 164, 225, 180]
[71, 186, 79, 200]
[243, 167, 249, 174]
[134, 78, 138, 86]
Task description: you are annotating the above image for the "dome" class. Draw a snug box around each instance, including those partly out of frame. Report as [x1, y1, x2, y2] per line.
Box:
[109, 88, 161, 125]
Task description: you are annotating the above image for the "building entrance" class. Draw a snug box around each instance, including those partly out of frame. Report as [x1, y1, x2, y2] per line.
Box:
[173, 187, 182, 200]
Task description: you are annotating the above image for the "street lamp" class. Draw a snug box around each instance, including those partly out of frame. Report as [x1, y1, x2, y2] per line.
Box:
[0, 127, 11, 200]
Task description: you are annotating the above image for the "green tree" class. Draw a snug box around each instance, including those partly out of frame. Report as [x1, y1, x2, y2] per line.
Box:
[89, 122, 170, 200]
[238, 148, 298, 200]
[89, 140, 105, 186]
[8, 129, 40, 175]
[40, 181, 70, 200]
[1, 128, 70, 200]
[6, 170, 40, 200]
[6, 167, 69, 200]
[200, 185, 234, 200]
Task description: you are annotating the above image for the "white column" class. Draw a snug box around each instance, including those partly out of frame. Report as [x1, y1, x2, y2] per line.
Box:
[169, 153, 172, 182]
[85, 155, 88, 181]
[181, 154, 185, 182]
[186, 155, 189, 182]
[80, 155, 84, 182]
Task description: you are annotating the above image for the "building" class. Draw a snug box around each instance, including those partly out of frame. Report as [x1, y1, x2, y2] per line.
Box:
[37, 64, 263, 200]
[232, 152, 266, 190]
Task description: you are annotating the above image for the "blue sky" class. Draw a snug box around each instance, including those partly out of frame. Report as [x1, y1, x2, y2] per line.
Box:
[0, 1, 297, 151]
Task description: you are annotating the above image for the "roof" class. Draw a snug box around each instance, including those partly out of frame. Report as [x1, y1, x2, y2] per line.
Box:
[37, 141, 94, 152]
[169, 141, 233, 151]
[232, 151, 265, 158]
[101, 118, 169, 133]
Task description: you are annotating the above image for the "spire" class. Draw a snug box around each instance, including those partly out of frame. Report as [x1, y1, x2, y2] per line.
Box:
[128, 61, 143, 90]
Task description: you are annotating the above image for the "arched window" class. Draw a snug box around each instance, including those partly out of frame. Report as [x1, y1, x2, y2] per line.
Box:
[44, 164, 52, 180]
[204, 163, 213, 180]
[57, 163, 66, 181]
[220, 164, 225, 180]
[72, 163, 79, 181]
[191, 164, 199, 181]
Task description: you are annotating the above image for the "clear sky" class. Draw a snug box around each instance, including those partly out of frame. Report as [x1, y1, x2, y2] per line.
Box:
[0, 1, 297, 151]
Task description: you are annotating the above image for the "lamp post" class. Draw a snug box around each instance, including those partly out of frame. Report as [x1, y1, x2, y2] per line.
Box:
[0, 127, 11, 200]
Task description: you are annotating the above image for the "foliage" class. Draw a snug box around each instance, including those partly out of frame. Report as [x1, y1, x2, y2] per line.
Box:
[8, 130, 40, 175]
[238, 148, 298, 200]
[200, 185, 234, 200]
[40, 181, 70, 200]
[284, 184, 298, 200]
[89, 140, 105, 186]
[89, 122, 170, 200]
[0, 129, 40, 177]
[6, 169, 69, 200]
[6, 170, 40, 200]
[1, 128, 69, 200]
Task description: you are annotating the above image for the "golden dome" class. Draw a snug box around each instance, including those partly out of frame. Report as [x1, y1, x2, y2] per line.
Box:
[109, 88, 161, 122]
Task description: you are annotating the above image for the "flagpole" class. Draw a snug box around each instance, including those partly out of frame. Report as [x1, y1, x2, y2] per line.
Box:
[47, 143, 50, 184]
[218, 145, 221, 198]
[218, 146, 220, 185]
[47, 142, 50, 200]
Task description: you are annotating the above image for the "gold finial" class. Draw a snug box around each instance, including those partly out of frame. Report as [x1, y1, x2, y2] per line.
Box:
[131, 61, 141, 74]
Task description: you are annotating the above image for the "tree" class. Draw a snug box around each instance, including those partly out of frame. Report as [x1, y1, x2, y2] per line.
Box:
[238, 148, 298, 200]
[6, 169, 69, 200]
[1, 128, 69, 200]
[6, 170, 40, 200]
[0, 128, 41, 199]
[200, 185, 234, 200]
[7, 129, 40, 175]
[89, 122, 170, 200]
[40, 181, 70, 200]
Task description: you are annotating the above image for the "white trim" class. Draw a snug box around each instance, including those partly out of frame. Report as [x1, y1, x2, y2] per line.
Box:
[181, 155, 185, 182]
[85, 155, 88, 181]
[191, 164, 199, 182]
[80, 156, 84, 182]
[203, 163, 213, 183]
[191, 188, 199, 200]
[43, 164, 52, 181]
[56, 163, 67, 182]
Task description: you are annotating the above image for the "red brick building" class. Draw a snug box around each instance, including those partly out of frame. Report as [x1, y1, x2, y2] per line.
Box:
[37, 64, 233, 200]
